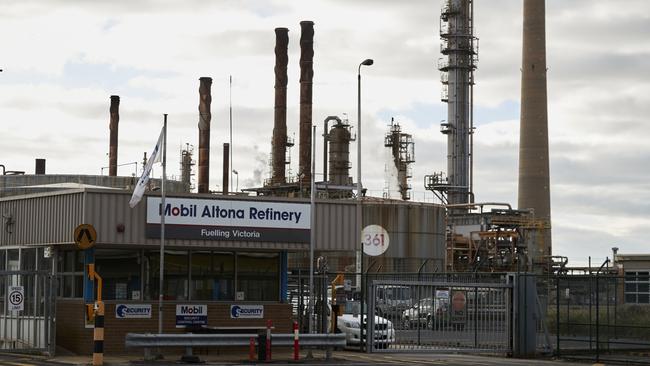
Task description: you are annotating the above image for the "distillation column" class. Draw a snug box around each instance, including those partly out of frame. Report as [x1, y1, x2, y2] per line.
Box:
[439, 0, 477, 209]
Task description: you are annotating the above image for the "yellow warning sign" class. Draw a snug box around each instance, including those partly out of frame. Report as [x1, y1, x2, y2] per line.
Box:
[74, 224, 97, 250]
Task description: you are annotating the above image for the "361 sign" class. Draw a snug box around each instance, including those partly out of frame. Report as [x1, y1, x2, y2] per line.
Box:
[9, 286, 24, 312]
[362, 225, 390, 256]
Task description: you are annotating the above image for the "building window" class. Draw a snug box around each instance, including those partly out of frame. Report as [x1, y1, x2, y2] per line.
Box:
[7, 249, 19, 271]
[237, 252, 279, 302]
[20, 248, 36, 271]
[57, 250, 84, 298]
[144, 250, 189, 301]
[191, 251, 234, 301]
[625, 271, 650, 304]
[95, 249, 142, 300]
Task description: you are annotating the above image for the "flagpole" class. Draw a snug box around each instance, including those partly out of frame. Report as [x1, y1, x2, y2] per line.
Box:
[158, 114, 168, 334]
[229, 75, 233, 194]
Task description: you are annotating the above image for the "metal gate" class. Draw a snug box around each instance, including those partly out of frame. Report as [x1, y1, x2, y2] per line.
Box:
[0, 270, 56, 355]
[368, 276, 513, 353]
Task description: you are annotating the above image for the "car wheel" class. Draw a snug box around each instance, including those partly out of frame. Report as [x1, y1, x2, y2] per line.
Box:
[426, 316, 433, 330]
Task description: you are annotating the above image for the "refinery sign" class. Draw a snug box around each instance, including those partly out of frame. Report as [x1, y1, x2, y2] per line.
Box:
[146, 197, 310, 243]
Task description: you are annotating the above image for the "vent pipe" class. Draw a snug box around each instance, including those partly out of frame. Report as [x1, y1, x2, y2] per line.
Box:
[223, 143, 230, 194]
[298, 21, 314, 184]
[198, 77, 212, 193]
[518, 0, 552, 259]
[271, 27, 289, 185]
[109, 95, 120, 176]
[35, 158, 46, 175]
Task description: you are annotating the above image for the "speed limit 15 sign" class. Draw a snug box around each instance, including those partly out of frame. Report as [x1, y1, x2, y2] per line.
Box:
[9, 286, 24, 311]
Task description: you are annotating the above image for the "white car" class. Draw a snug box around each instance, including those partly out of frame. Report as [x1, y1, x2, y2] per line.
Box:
[336, 313, 395, 349]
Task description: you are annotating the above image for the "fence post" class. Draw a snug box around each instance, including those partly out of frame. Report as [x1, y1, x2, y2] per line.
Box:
[555, 274, 560, 357]
[596, 272, 600, 363]
[266, 319, 272, 362]
[588, 256, 593, 351]
[474, 286, 479, 348]
[513, 274, 537, 358]
[595, 258, 609, 364]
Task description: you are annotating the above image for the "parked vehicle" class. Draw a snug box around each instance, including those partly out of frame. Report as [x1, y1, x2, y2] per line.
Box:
[401, 296, 450, 329]
[375, 285, 412, 318]
[336, 301, 395, 349]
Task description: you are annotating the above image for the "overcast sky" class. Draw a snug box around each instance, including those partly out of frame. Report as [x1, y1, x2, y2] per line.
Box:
[1, 0, 648, 266]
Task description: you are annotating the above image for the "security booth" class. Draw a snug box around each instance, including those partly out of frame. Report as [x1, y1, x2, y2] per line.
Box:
[0, 187, 446, 355]
[0, 188, 307, 354]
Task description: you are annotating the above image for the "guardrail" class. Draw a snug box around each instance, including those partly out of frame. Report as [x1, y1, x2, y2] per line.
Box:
[125, 332, 346, 362]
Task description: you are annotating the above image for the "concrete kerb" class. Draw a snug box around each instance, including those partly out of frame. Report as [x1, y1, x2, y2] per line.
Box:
[21, 350, 346, 365]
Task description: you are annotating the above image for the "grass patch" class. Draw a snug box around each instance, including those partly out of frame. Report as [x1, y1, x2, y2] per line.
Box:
[545, 304, 650, 340]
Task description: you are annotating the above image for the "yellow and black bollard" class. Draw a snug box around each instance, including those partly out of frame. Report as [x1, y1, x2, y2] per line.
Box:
[87, 263, 104, 366]
[93, 301, 104, 366]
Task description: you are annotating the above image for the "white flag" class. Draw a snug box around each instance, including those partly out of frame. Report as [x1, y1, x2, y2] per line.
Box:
[129, 127, 165, 208]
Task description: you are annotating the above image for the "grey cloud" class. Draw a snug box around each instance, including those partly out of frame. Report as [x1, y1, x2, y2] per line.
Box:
[549, 52, 650, 85]
[551, 225, 630, 263]
[3, 0, 287, 17]
[202, 30, 277, 57]
[551, 146, 650, 186]
[57, 102, 105, 120]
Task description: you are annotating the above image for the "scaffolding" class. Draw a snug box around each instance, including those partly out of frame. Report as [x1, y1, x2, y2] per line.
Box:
[383, 119, 415, 201]
[445, 206, 548, 272]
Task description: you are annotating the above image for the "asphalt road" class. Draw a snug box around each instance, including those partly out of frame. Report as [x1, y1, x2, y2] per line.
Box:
[0, 353, 70, 366]
[0, 351, 592, 366]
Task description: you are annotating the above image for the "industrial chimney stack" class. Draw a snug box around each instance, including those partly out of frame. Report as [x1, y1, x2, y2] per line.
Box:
[298, 21, 314, 185]
[198, 77, 212, 194]
[109, 95, 120, 176]
[518, 0, 552, 259]
[271, 27, 289, 185]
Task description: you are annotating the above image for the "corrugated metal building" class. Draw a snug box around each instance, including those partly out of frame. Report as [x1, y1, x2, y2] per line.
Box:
[0, 187, 444, 354]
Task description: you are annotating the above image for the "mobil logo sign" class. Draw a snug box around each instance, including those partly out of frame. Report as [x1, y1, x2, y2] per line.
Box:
[176, 304, 208, 328]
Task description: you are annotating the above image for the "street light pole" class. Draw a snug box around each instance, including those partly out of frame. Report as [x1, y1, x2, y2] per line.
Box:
[357, 58, 373, 352]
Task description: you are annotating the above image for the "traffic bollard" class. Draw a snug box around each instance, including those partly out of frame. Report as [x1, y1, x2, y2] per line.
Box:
[92, 301, 104, 366]
[249, 337, 255, 362]
[266, 320, 272, 362]
[293, 321, 300, 361]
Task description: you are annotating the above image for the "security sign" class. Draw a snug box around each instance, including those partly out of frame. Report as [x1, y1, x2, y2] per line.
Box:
[74, 224, 97, 250]
[9, 286, 24, 311]
[230, 305, 264, 319]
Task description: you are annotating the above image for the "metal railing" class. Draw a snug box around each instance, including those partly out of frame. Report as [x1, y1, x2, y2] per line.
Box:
[125, 332, 345, 348]
[126, 332, 345, 361]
